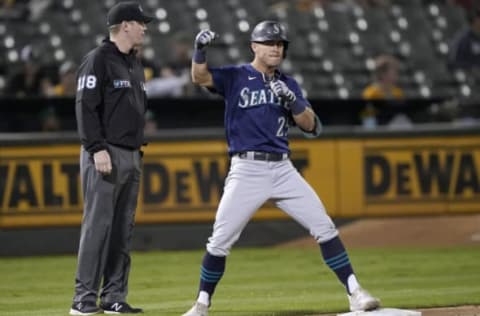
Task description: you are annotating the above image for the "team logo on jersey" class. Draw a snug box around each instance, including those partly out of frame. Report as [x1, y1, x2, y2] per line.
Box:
[113, 80, 131, 89]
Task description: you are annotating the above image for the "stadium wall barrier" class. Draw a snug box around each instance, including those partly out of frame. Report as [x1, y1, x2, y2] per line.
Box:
[0, 97, 440, 132]
[1, 124, 479, 228]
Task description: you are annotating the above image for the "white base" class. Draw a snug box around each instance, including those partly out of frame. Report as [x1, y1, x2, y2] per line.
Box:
[337, 308, 421, 316]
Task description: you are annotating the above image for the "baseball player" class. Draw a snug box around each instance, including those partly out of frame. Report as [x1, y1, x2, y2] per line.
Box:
[183, 21, 381, 316]
[70, 2, 152, 315]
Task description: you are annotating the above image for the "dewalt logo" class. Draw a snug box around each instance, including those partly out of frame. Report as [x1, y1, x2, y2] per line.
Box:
[0, 158, 81, 213]
[0, 143, 310, 227]
[141, 154, 228, 212]
[141, 152, 309, 212]
[364, 146, 480, 203]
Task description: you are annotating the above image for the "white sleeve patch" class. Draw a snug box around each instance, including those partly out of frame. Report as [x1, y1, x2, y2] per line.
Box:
[77, 75, 97, 90]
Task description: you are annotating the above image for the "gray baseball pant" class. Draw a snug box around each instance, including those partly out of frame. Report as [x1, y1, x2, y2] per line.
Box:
[73, 144, 142, 304]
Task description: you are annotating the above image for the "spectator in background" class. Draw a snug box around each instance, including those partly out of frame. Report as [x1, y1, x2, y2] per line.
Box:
[448, 7, 480, 70]
[137, 44, 189, 98]
[165, 31, 192, 75]
[145, 69, 189, 97]
[137, 45, 161, 81]
[48, 60, 77, 97]
[362, 55, 409, 128]
[145, 32, 192, 97]
[362, 54, 404, 100]
[6, 44, 52, 97]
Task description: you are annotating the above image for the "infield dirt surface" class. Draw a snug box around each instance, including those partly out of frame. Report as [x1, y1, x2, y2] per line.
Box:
[279, 214, 480, 316]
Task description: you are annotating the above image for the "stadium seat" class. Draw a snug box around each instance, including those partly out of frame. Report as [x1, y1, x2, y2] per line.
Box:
[1, 0, 478, 103]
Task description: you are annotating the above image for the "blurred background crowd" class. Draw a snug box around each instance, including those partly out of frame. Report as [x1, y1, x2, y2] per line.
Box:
[1, 0, 480, 132]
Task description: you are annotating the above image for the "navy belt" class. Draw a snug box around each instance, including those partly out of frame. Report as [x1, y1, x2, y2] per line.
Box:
[236, 151, 289, 162]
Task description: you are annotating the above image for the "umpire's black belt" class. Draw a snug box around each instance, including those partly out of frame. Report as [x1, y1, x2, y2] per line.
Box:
[236, 151, 289, 162]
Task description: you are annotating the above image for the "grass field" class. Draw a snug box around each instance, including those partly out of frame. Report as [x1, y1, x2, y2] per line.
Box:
[0, 246, 479, 316]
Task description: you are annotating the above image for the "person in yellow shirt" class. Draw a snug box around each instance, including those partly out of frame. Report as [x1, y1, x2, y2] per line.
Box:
[361, 55, 411, 128]
[362, 55, 404, 100]
[49, 61, 77, 97]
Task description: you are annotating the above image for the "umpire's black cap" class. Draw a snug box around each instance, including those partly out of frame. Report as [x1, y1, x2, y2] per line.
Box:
[107, 1, 154, 26]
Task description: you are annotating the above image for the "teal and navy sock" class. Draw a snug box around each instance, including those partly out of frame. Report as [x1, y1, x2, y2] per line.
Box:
[320, 236, 354, 294]
[198, 252, 225, 301]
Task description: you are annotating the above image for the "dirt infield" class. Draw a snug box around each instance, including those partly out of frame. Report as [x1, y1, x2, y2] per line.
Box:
[280, 214, 480, 249]
[279, 214, 480, 316]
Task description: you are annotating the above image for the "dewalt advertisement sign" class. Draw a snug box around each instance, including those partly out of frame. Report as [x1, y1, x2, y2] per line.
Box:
[337, 136, 480, 216]
[1, 134, 479, 227]
[361, 137, 480, 215]
[0, 140, 331, 227]
[0, 145, 82, 227]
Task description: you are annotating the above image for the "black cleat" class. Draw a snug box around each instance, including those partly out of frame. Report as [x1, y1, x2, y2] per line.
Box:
[100, 302, 143, 314]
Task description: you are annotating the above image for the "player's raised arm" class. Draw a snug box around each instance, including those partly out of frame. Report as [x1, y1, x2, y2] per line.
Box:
[191, 30, 216, 87]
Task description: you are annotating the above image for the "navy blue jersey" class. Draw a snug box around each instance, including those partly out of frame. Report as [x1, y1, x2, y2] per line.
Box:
[210, 64, 310, 155]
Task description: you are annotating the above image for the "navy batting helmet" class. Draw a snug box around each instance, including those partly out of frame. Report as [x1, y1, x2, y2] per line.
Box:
[250, 20, 289, 57]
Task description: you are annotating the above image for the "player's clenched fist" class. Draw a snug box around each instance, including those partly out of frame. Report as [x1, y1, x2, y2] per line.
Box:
[195, 30, 217, 50]
[269, 80, 296, 104]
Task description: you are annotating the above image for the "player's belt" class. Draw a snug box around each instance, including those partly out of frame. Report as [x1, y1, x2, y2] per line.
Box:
[237, 151, 289, 162]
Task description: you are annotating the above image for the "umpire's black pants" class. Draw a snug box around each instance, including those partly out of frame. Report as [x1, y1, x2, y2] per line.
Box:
[73, 144, 142, 304]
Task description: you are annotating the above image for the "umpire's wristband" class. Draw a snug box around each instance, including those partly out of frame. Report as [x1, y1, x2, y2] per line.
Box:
[192, 48, 207, 64]
[290, 99, 307, 115]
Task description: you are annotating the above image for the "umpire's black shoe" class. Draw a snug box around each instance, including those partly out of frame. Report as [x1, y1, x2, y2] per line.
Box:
[69, 301, 102, 315]
[100, 302, 144, 314]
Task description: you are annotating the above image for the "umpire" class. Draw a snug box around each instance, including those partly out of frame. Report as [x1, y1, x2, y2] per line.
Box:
[70, 2, 153, 315]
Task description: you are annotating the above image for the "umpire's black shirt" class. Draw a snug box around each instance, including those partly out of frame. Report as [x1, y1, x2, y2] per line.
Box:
[75, 38, 147, 154]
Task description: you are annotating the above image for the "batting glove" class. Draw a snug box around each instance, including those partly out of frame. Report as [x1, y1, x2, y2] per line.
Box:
[194, 30, 217, 50]
[270, 80, 296, 104]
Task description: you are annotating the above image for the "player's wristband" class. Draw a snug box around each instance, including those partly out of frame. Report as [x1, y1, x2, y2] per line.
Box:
[290, 99, 307, 115]
[192, 48, 206, 64]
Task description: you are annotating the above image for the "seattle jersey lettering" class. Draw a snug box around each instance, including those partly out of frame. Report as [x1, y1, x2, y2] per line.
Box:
[238, 87, 282, 108]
